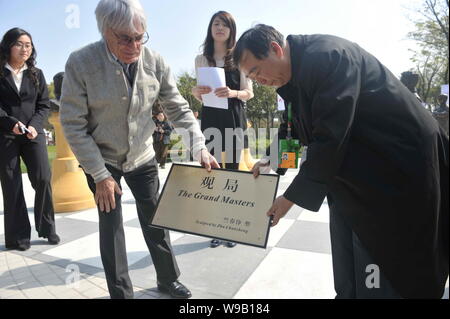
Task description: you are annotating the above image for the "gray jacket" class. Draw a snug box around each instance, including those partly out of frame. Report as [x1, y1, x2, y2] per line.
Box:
[60, 40, 205, 183]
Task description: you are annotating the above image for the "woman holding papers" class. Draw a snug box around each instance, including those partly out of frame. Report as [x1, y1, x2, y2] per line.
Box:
[0, 28, 59, 251]
[192, 11, 254, 248]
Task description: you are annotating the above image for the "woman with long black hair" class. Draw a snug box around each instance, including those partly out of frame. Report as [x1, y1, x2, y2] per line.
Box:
[0, 28, 59, 251]
[192, 11, 254, 248]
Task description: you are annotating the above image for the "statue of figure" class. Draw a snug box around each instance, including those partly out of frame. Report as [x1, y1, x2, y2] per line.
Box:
[50, 72, 64, 112]
[433, 94, 449, 135]
[400, 71, 423, 103]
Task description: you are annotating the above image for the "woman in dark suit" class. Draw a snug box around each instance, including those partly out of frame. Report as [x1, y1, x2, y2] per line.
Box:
[0, 28, 59, 251]
[192, 11, 254, 248]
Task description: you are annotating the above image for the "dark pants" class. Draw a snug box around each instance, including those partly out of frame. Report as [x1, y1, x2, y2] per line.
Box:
[85, 159, 180, 299]
[153, 141, 169, 167]
[329, 195, 401, 299]
[0, 134, 56, 246]
[222, 147, 242, 170]
[223, 159, 240, 170]
[210, 144, 239, 245]
[209, 145, 242, 170]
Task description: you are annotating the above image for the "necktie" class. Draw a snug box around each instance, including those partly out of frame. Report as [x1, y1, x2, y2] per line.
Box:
[118, 61, 136, 85]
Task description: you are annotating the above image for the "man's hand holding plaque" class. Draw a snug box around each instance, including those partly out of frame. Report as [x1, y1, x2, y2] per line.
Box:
[198, 148, 220, 172]
[251, 160, 294, 227]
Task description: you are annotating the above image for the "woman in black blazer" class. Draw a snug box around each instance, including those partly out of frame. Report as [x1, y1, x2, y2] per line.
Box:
[0, 28, 59, 251]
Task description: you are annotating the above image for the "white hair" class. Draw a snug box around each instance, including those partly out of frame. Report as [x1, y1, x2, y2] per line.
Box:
[95, 0, 147, 36]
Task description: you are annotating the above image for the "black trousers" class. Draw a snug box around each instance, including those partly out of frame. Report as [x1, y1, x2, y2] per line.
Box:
[328, 195, 401, 299]
[85, 159, 180, 299]
[0, 134, 56, 246]
[209, 145, 242, 170]
[153, 141, 169, 166]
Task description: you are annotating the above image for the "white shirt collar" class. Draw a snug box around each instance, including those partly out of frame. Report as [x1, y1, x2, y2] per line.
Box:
[5, 63, 28, 74]
[5, 63, 28, 91]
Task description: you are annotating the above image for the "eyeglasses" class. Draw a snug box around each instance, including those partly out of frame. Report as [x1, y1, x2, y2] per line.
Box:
[113, 31, 149, 46]
[13, 42, 33, 51]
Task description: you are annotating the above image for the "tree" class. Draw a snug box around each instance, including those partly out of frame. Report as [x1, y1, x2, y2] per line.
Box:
[407, 0, 449, 105]
[411, 50, 446, 105]
[246, 82, 278, 136]
[176, 71, 202, 114]
[43, 82, 56, 130]
[47, 81, 55, 100]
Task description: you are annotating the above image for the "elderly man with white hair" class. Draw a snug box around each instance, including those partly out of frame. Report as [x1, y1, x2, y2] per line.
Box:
[60, 0, 219, 299]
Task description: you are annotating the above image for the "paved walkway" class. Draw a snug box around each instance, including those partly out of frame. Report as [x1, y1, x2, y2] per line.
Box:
[0, 162, 448, 299]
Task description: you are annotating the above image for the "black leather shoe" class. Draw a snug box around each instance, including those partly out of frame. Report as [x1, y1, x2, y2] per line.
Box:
[44, 234, 60, 245]
[6, 240, 30, 251]
[226, 241, 237, 248]
[210, 239, 220, 248]
[157, 280, 192, 299]
[17, 241, 31, 251]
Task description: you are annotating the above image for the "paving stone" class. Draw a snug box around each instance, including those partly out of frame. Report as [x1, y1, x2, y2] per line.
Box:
[1, 167, 447, 300]
[0, 286, 23, 298]
[80, 286, 109, 299]
[3, 292, 28, 299]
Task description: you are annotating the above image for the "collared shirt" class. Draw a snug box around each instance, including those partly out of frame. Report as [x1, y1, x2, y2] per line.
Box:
[108, 49, 137, 95]
[116, 58, 137, 85]
[5, 63, 28, 91]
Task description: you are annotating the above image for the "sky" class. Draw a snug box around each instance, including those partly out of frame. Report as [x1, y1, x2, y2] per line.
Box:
[0, 0, 423, 84]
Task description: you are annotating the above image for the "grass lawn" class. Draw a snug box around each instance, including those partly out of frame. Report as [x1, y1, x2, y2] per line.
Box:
[20, 145, 56, 174]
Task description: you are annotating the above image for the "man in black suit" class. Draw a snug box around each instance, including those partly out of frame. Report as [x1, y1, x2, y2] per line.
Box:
[234, 24, 448, 299]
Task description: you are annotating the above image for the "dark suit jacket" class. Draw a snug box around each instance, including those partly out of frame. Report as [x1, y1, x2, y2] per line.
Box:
[0, 66, 49, 136]
[277, 34, 448, 298]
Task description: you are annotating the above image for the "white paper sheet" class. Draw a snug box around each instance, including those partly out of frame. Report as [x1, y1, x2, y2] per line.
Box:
[442, 84, 449, 106]
[197, 67, 228, 109]
[277, 94, 285, 111]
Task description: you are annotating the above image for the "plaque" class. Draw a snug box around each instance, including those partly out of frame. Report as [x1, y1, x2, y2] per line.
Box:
[150, 164, 279, 248]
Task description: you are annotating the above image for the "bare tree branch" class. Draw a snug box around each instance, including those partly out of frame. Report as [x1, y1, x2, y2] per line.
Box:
[426, 0, 449, 44]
